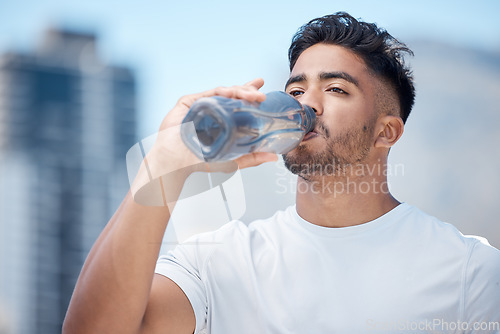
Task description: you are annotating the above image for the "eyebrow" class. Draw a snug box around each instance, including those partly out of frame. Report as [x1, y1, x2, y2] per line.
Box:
[285, 71, 360, 89]
[284, 74, 307, 89]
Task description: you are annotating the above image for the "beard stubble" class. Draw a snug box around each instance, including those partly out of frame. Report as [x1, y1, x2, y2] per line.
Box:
[282, 118, 376, 181]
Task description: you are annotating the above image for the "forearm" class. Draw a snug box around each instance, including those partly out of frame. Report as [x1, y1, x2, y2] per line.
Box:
[63, 152, 189, 333]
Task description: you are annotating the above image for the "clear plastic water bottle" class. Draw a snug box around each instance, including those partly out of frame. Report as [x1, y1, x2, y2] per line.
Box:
[180, 91, 316, 162]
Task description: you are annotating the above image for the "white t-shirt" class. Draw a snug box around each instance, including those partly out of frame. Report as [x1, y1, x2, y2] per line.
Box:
[155, 203, 500, 333]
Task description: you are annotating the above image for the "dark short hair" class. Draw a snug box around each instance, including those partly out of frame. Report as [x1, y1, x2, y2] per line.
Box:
[288, 12, 415, 123]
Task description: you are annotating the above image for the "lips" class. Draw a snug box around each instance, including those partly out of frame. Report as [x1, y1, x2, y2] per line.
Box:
[303, 130, 319, 141]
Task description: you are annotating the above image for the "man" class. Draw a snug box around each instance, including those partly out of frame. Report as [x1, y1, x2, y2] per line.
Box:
[63, 12, 500, 333]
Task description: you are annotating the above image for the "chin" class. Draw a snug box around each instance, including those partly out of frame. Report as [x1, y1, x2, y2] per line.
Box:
[283, 145, 310, 163]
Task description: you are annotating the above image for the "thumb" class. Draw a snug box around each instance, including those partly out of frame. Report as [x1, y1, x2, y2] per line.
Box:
[235, 152, 278, 169]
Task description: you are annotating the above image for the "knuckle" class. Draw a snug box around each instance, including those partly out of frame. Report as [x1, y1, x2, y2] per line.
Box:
[177, 94, 190, 104]
[214, 86, 226, 93]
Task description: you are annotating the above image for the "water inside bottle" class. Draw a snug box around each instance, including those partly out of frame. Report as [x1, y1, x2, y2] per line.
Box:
[181, 91, 315, 161]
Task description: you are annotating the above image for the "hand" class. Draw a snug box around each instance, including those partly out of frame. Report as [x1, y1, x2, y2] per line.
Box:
[131, 79, 278, 206]
[159, 78, 267, 131]
[151, 78, 277, 173]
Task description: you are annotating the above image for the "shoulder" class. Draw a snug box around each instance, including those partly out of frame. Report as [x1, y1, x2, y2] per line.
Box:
[401, 204, 480, 249]
[210, 205, 294, 238]
[396, 204, 499, 272]
[399, 202, 500, 264]
[403, 204, 500, 318]
[173, 205, 294, 257]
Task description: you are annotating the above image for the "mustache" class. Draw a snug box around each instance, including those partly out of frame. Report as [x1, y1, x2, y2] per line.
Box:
[315, 120, 330, 138]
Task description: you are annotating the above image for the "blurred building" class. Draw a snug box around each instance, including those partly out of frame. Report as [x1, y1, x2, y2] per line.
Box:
[0, 28, 137, 334]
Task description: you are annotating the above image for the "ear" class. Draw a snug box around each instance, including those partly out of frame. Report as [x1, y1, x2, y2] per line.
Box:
[374, 115, 404, 148]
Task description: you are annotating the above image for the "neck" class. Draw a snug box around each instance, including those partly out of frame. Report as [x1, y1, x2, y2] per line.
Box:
[295, 162, 400, 228]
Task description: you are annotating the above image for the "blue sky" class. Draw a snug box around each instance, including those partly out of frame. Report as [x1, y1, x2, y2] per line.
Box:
[1, 0, 499, 136]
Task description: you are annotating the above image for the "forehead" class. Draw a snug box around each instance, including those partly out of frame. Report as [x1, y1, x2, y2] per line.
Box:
[290, 43, 369, 82]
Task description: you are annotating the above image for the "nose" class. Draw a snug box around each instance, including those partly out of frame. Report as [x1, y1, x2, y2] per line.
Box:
[298, 91, 323, 116]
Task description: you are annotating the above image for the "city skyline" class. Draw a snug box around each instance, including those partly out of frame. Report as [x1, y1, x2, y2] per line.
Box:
[0, 27, 137, 333]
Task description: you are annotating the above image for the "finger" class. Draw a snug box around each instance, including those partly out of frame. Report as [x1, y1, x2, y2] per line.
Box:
[165, 80, 266, 130]
[214, 85, 266, 102]
[185, 78, 264, 105]
[243, 78, 266, 102]
[235, 152, 278, 169]
[175, 87, 220, 109]
[244, 77, 265, 90]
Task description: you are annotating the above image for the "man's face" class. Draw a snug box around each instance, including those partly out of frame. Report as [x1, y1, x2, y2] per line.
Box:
[283, 43, 379, 180]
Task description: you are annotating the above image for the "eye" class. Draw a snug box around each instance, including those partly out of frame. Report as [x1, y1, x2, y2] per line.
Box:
[288, 90, 304, 97]
[328, 87, 348, 94]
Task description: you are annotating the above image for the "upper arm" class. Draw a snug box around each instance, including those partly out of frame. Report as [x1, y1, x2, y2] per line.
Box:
[463, 240, 500, 324]
[140, 274, 196, 334]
